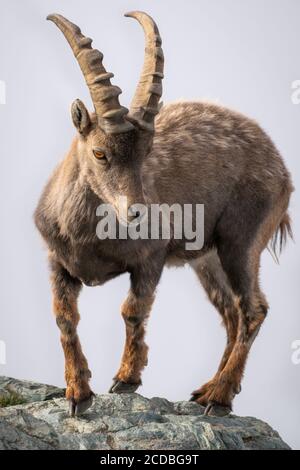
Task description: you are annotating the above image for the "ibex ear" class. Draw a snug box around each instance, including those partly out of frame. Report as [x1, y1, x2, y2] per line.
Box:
[71, 99, 91, 136]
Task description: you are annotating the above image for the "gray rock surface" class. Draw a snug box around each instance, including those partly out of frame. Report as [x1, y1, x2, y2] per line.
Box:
[0, 377, 290, 450]
[0, 376, 64, 403]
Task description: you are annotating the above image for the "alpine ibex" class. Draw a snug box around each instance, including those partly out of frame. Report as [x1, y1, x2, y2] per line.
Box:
[35, 11, 293, 417]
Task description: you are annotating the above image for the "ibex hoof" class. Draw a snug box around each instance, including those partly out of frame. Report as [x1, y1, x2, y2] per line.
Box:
[108, 380, 141, 394]
[189, 394, 198, 402]
[68, 393, 94, 417]
[204, 401, 232, 417]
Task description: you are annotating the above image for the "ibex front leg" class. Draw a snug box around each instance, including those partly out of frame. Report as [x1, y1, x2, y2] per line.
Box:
[50, 257, 94, 416]
[109, 257, 164, 393]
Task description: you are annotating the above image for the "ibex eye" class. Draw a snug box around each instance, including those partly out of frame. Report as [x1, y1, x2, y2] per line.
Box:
[93, 149, 106, 160]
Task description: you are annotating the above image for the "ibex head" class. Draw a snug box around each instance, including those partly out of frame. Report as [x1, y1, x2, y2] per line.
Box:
[47, 12, 164, 219]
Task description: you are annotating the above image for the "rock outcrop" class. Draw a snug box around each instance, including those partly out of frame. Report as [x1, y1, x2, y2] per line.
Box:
[0, 377, 290, 450]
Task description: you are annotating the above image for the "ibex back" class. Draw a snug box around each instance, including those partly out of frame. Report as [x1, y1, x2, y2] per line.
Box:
[35, 11, 293, 417]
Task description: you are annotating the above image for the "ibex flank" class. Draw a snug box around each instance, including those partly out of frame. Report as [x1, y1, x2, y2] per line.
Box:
[35, 11, 293, 417]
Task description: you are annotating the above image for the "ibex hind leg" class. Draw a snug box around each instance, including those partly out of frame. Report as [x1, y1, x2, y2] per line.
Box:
[196, 189, 289, 416]
[202, 256, 268, 416]
[189, 250, 240, 412]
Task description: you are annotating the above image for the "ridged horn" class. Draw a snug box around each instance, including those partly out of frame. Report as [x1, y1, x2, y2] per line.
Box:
[47, 14, 134, 134]
[125, 11, 164, 132]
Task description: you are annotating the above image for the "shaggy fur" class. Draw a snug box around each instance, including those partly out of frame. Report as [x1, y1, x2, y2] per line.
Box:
[35, 100, 293, 415]
[35, 14, 293, 417]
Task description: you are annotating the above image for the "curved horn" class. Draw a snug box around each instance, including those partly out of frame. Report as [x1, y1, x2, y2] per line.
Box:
[125, 11, 164, 132]
[47, 14, 134, 134]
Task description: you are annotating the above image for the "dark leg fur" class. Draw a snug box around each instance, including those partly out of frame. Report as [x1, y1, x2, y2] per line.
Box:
[204, 288, 268, 413]
[190, 186, 289, 415]
[110, 254, 164, 394]
[190, 250, 240, 407]
[109, 291, 154, 393]
[50, 256, 94, 416]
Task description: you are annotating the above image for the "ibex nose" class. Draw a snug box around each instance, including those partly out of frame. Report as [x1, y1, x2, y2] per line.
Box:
[116, 195, 147, 224]
[128, 207, 141, 221]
